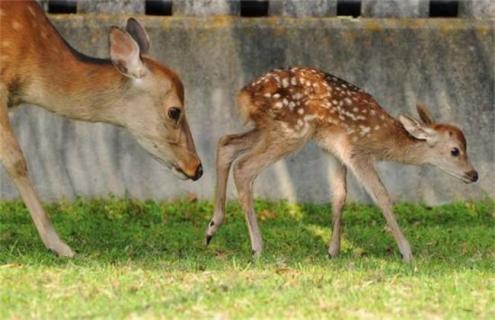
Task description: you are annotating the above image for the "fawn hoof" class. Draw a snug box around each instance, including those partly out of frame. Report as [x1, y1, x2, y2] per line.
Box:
[327, 252, 339, 259]
[401, 252, 413, 263]
[48, 241, 75, 258]
[205, 235, 213, 246]
[327, 246, 340, 258]
[251, 249, 262, 259]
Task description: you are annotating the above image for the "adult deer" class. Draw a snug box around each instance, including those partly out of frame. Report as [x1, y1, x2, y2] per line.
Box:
[0, 1, 202, 257]
[204, 67, 478, 262]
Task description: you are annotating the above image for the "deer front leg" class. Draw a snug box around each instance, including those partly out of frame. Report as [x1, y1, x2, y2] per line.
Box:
[0, 99, 74, 257]
[205, 130, 260, 245]
[233, 133, 304, 257]
[328, 161, 347, 258]
[348, 157, 412, 262]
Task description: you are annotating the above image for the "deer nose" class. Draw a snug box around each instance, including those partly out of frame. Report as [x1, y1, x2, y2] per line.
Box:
[192, 163, 203, 181]
[466, 170, 478, 182]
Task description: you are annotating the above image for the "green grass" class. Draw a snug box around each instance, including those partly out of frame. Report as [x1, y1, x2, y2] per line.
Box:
[0, 198, 494, 319]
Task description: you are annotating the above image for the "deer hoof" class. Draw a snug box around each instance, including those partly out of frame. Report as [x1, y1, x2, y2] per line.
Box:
[328, 246, 340, 258]
[204, 235, 213, 246]
[327, 252, 339, 259]
[251, 249, 262, 259]
[401, 252, 413, 263]
[49, 241, 75, 258]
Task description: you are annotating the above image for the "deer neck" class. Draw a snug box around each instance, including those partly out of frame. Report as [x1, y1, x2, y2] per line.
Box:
[27, 43, 130, 126]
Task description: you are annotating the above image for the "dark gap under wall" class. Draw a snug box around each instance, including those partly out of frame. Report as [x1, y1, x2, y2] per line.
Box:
[47, 0, 77, 14]
[337, 0, 361, 18]
[429, 0, 459, 17]
[145, 0, 173, 16]
[240, 1, 269, 17]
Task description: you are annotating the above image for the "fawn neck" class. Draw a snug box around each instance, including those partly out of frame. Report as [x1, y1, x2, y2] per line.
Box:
[369, 119, 428, 165]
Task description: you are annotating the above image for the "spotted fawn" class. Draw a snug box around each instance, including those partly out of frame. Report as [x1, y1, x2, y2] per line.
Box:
[205, 66, 478, 262]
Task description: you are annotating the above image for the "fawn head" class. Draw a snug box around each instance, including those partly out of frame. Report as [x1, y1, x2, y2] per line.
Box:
[399, 104, 478, 183]
[109, 18, 202, 181]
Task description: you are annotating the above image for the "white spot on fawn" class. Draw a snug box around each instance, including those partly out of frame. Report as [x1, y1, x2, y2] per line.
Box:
[281, 122, 294, 135]
[12, 21, 22, 31]
[27, 6, 36, 17]
[274, 102, 283, 109]
[359, 126, 371, 136]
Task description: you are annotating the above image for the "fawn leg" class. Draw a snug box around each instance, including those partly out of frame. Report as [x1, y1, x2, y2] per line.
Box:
[205, 129, 260, 245]
[347, 157, 412, 262]
[233, 133, 304, 257]
[328, 161, 347, 257]
[0, 92, 74, 257]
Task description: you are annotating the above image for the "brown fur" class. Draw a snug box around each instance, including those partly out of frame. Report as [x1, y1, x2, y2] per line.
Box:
[205, 66, 477, 263]
[434, 124, 467, 150]
[0, 0, 201, 257]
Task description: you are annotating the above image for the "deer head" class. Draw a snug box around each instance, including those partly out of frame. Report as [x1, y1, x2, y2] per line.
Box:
[399, 104, 478, 183]
[109, 18, 202, 181]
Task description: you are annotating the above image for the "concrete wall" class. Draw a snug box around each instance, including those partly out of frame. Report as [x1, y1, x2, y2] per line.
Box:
[35, 0, 495, 18]
[1, 16, 494, 204]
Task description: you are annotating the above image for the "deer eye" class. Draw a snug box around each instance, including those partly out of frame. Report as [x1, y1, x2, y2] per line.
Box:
[168, 107, 181, 122]
[451, 147, 460, 157]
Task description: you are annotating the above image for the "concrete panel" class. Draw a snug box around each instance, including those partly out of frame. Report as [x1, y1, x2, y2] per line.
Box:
[459, 0, 495, 18]
[1, 17, 493, 204]
[174, 0, 240, 16]
[77, 0, 145, 14]
[269, 0, 337, 17]
[362, 0, 429, 17]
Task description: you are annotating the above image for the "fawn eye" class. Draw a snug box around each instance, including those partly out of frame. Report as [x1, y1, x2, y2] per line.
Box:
[451, 147, 460, 157]
[168, 107, 181, 122]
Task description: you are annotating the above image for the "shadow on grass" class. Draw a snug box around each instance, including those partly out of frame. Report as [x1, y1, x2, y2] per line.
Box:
[0, 198, 493, 272]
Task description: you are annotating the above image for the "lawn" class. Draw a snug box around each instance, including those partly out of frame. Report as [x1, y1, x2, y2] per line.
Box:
[0, 198, 494, 319]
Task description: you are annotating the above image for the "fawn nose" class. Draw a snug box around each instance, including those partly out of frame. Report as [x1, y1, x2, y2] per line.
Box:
[192, 163, 203, 181]
[466, 170, 478, 183]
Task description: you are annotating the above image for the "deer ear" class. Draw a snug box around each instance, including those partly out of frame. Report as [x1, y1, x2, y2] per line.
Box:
[109, 27, 147, 79]
[126, 18, 150, 55]
[399, 114, 438, 145]
[416, 104, 434, 125]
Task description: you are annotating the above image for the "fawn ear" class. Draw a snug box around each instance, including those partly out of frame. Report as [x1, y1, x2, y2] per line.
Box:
[416, 104, 434, 125]
[399, 114, 438, 145]
[126, 18, 150, 55]
[109, 27, 147, 79]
